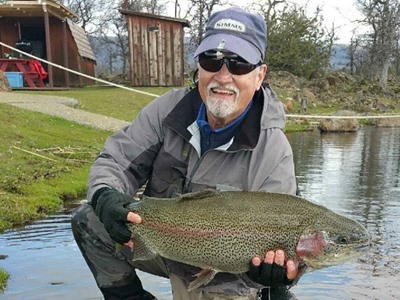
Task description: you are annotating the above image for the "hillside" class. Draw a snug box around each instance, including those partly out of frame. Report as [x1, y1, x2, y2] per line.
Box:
[266, 70, 400, 127]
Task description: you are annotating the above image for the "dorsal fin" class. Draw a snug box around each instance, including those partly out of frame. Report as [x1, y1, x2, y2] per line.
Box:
[177, 189, 218, 202]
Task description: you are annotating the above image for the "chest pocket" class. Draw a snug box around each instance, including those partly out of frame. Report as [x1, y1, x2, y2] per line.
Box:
[145, 143, 190, 197]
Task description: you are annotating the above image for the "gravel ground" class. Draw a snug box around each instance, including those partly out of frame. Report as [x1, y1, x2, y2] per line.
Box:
[0, 91, 130, 132]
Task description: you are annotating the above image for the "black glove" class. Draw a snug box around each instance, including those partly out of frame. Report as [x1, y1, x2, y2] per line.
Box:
[248, 261, 293, 287]
[90, 188, 134, 244]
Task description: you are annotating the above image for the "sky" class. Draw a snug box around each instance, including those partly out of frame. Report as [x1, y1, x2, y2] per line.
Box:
[166, 0, 366, 45]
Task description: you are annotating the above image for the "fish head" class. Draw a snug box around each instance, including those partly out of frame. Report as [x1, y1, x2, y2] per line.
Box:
[296, 213, 371, 270]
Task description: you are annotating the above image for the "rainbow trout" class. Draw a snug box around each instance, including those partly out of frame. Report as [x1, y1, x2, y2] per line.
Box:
[127, 190, 370, 290]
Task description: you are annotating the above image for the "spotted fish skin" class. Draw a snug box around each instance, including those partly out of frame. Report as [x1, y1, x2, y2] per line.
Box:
[127, 190, 370, 288]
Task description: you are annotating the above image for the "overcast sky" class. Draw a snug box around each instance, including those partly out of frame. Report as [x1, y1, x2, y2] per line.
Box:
[166, 0, 365, 44]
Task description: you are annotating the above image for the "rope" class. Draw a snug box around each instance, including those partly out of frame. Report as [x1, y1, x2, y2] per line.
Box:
[0, 41, 160, 97]
[286, 114, 400, 119]
[1, 41, 400, 120]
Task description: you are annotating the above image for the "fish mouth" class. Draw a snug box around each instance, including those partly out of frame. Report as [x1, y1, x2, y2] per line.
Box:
[355, 241, 371, 252]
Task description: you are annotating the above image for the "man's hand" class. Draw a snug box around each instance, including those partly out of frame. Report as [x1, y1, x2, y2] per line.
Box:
[248, 250, 298, 287]
[92, 188, 142, 245]
[124, 211, 142, 248]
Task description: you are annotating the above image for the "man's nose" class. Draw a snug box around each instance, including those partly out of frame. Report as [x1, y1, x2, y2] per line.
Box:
[214, 63, 233, 82]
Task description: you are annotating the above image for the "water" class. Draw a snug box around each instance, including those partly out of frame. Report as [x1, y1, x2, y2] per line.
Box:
[0, 126, 399, 299]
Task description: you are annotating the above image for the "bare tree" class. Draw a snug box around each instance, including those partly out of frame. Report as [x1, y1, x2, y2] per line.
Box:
[183, 0, 225, 53]
[356, 0, 400, 91]
[124, 0, 168, 14]
[348, 37, 360, 75]
[61, 0, 113, 34]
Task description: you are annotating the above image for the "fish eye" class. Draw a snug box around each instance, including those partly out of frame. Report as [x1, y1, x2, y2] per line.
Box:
[337, 236, 349, 244]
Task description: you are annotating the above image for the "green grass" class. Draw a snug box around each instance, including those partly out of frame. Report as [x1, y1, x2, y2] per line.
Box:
[0, 268, 9, 291]
[28, 86, 173, 121]
[0, 103, 111, 230]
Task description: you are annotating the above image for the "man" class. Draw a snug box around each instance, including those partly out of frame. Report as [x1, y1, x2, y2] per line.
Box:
[72, 6, 298, 300]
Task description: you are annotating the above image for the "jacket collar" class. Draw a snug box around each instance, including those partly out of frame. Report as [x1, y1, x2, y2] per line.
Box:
[163, 87, 264, 151]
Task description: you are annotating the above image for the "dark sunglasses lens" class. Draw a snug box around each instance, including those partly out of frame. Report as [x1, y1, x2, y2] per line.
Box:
[229, 60, 256, 75]
[199, 55, 258, 75]
[199, 57, 222, 72]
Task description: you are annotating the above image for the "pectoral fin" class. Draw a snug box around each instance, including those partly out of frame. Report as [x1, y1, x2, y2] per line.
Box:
[187, 268, 218, 292]
[131, 235, 157, 261]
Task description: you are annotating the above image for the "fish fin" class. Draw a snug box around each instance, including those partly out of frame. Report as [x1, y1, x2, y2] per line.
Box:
[131, 235, 157, 261]
[187, 268, 218, 292]
[178, 189, 218, 202]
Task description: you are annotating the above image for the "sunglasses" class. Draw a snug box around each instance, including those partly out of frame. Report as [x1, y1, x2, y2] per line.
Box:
[198, 53, 262, 75]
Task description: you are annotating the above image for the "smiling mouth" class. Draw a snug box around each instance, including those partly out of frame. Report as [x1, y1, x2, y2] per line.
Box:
[211, 88, 236, 95]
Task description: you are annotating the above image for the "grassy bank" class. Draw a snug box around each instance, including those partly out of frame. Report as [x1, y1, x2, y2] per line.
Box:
[0, 268, 9, 291]
[1, 86, 172, 228]
[0, 103, 112, 230]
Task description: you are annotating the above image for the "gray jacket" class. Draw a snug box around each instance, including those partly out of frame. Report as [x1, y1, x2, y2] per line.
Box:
[87, 85, 297, 296]
[87, 85, 296, 200]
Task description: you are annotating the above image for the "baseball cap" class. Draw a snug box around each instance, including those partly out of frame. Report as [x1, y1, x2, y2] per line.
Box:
[194, 7, 267, 64]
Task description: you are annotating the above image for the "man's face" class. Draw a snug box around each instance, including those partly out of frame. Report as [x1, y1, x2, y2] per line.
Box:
[198, 52, 267, 129]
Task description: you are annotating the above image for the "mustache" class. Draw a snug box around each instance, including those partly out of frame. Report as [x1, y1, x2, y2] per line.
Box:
[207, 82, 239, 95]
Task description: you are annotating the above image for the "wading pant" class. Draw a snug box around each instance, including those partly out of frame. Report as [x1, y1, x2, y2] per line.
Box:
[71, 204, 282, 300]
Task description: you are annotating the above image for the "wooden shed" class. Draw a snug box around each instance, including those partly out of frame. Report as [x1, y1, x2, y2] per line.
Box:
[0, 0, 96, 88]
[121, 10, 189, 87]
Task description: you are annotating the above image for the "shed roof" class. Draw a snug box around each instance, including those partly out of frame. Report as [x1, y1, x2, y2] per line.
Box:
[0, 0, 78, 20]
[67, 18, 96, 61]
[120, 9, 189, 27]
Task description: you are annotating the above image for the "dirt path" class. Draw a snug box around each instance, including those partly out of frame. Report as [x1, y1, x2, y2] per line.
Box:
[0, 91, 130, 132]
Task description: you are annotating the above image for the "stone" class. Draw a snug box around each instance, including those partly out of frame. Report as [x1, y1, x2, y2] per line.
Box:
[318, 110, 360, 132]
[376, 117, 400, 127]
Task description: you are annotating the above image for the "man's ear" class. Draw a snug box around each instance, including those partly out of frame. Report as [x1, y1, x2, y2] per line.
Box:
[256, 64, 267, 90]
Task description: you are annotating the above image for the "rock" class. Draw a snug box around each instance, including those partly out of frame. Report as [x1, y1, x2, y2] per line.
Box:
[376, 117, 400, 127]
[266, 71, 301, 89]
[318, 110, 360, 132]
[0, 70, 12, 92]
[302, 88, 317, 103]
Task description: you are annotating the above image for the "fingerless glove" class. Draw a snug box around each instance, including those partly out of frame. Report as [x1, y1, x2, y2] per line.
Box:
[248, 261, 293, 287]
[91, 188, 134, 244]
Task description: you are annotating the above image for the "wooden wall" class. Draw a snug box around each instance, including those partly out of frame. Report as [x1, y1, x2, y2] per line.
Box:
[0, 17, 95, 87]
[49, 19, 95, 86]
[127, 15, 185, 86]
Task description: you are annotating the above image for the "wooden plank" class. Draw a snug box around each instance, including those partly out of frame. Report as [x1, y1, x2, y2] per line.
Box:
[157, 21, 165, 86]
[172, 25, 182, 86]
[141, 18, 149, 86]
[43, 7, 53, 87]
[148, 23, 158, 86]
[165, 24, 173, 86]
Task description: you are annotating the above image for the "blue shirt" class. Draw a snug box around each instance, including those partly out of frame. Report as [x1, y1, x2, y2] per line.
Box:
[196, 101, 253, 155]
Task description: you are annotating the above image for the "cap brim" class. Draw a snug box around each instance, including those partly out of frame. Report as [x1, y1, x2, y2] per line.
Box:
[194, 33, 261, 64]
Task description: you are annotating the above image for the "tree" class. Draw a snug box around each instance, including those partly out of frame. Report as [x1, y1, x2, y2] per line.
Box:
[61, 0, 113, 34]
[183, 0, 225, 54]
[256, 1, 335, 79]
[356, 0, 400, 91]
[123, 0, 167, 14]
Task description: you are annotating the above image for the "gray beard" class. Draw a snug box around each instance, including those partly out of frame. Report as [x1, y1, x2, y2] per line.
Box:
[206, 83, 240, 118]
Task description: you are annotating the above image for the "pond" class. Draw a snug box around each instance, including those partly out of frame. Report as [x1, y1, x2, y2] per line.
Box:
[0, 126, 399, 299]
